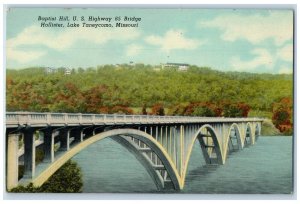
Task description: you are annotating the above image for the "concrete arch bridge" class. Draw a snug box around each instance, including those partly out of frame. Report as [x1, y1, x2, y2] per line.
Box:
[6, 112, 263, 190]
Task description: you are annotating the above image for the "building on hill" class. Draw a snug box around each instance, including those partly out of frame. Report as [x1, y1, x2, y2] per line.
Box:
[45, 67, 72, 75]
[162, 63, 189, 71]
[45, 67, 57, 74]
[64, 67, 72, 75]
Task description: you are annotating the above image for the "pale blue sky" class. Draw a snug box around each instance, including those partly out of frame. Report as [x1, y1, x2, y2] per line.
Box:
[6, 8, 293, 74]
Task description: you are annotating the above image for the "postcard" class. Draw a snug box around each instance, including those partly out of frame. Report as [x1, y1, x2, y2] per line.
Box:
[5, 7, 293, 195]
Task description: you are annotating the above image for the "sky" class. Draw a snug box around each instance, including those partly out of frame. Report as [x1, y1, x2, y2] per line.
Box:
[5, 8, 294, 74]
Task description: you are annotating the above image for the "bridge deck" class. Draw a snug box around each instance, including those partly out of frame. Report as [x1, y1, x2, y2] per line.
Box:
[6, 112, 264, 128]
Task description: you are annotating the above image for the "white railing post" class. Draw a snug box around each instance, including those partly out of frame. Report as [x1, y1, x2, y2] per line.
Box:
[92, 114, 95, 124]
[79, 113, 82, 124]
[64, 113, 67, 124]
[47, 113, 51, 124]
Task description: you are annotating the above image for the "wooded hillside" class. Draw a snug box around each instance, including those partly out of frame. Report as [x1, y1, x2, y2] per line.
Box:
[6, 64, 293, 120]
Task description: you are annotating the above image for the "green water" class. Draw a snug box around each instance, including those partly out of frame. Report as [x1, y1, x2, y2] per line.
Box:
[72, 136, 293, 194]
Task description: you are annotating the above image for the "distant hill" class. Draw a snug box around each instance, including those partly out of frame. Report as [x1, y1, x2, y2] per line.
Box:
[6, 65, 293, 117]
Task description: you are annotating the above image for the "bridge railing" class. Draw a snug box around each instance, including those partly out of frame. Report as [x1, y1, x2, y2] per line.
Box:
[6, 112, 264, 127]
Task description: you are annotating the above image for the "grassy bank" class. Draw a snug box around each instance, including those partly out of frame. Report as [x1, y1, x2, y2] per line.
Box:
[261, 119, 282, 136]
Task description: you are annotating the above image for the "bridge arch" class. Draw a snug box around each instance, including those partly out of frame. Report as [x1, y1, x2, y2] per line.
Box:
[181, 124, 223, 186]
[31, 129, 182, 190]
[223, 123, 243, 160]
[244, 122, 254, 146]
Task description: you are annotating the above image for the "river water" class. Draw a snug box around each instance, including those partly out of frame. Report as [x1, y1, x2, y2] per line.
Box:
[72, 136, 293, 194]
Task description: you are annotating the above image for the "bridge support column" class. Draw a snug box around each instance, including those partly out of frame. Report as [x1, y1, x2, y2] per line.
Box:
[42, 129, 54, 163]
[180, 125, 184, 177]
[6, 133, 19, 190]
[158, 126, 163, 146]
[60, 130, 70, 151]
[23, 129, 35, 179]
[73, 128, 83, 143]
[171, 126, 178, 173]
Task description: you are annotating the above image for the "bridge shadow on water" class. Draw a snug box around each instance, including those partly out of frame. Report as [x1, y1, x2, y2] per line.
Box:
[186, 164, 220, 180]
[153, 165, 220, 194]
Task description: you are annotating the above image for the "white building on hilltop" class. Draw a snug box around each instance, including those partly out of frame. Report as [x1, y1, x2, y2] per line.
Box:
[162, 63, 189, 71]
[64, 68, 72, 75]
[45, 67, 57, 74]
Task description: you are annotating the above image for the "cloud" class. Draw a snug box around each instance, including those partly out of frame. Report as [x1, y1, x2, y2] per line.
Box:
[145, 29, 202, 52]
[6, 25, 141, 63]
[277, 44, 293, 62]
[7, 48, 47, 63]
[278, 66, 293, 74]
[230, 48, 275, 71]
[199, 11, 293, 46]
[126, 44, 143, 57]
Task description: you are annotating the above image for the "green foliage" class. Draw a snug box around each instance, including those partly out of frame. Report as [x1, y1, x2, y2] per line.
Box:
[6, 65, 293, 119]
[151, 103, 165, 116]
[10, 183, 40, 193]
[191, 106, 215, 117]
[168, 103, 187, 116]
[11, 160, 83, 193]
[40, 160, 83, 193]
[142, 104, 147, 115]
[248, 110, 272, 119]
[272, 97, 293, 134]
[223, 104, 243, 117]
[261, 119, 281, 136]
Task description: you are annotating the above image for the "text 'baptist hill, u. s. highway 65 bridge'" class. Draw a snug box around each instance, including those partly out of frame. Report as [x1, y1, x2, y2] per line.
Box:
[6, 112, 263, 191]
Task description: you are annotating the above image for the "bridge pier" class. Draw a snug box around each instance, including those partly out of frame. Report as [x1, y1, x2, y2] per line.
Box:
[175, 126, 181, 174]
[59, 129, 70, 151]
[6, 133, 19, 190]
[179, 125, 184, 177]
[42, 129, 55, 163]
[23, 129, 36, 179]
[72, 128, 83, 143]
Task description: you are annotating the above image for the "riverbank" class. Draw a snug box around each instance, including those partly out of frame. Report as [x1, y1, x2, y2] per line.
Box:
[261, 119, 283, 136]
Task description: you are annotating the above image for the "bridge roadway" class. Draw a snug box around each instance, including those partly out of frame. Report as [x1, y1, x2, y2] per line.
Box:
[6, 112, 263, 191]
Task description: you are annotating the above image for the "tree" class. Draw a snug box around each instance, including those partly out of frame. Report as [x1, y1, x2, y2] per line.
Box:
[223, 103, 241, 117]
[51, 82, 85, 113]
[84, 85, 108, 113]
[10, 160, 83, 193]
[237, 103, 251, 117]
[142, 104, 148, 115]
[111, 105, 133, 114]
[6, 66, 292, 118]
[272, 97, 293, 133]
[151, 103, 165, 116]
[168, 104, 187, 116]
[183, 102, 216, 117]
[191, 106, 215, 117]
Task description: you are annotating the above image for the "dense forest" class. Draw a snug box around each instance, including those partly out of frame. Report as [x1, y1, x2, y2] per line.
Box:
[6, 64, 293, 133]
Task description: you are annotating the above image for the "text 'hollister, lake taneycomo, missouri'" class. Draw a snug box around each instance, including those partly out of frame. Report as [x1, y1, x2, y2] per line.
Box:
[38, 15, 142, 28]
